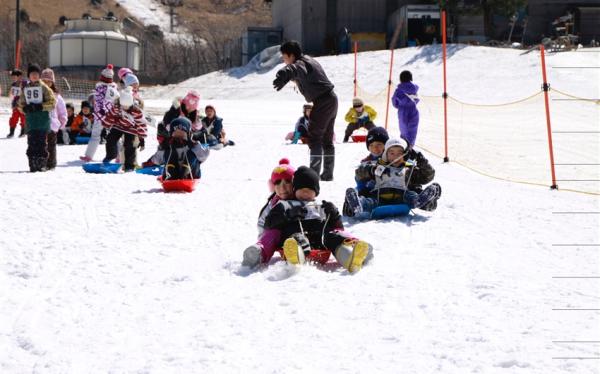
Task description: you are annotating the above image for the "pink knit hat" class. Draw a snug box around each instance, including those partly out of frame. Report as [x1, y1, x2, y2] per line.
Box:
[118, 67, 133, 81]
[270, 158, 295, 185]
[40, 68, 55, 83]
[181, 90, 200, 112]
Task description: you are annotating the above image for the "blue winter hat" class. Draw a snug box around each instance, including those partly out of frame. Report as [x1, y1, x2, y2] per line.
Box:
[169, 117, 192, 136]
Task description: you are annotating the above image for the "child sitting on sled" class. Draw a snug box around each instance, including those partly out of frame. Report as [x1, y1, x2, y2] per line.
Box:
[142, 90, 205, 168]
[241, 158, 295, 268]
[160, 117, 210, 180]
[344, 138, 441, 218]
[285, 103, 312, 144]
[353, 126, 390, 198]
[264, 166, 373, 273]
[343, 97, 377, 143]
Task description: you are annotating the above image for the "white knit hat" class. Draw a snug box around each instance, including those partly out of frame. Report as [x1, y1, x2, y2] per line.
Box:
[100, 64, 114, 81]
[382, 138, 408, 162]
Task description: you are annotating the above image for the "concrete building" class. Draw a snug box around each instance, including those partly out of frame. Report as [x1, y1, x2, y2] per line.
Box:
[270, 0, 600, 55]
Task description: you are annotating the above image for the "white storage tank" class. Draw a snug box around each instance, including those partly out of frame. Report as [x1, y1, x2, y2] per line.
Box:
[49, 18, 140, 70]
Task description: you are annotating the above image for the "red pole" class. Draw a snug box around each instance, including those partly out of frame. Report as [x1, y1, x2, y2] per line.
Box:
[353, 41, 358, 97]
[384, 49, 394, 130]
[15, 40, 22, 70]
[442, 10, 449, 162]
[540, 45, 558, 189]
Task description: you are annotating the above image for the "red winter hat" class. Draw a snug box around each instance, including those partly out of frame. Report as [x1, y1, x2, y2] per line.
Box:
[100, 64, 114, 83]
[270, 158, 295, 184]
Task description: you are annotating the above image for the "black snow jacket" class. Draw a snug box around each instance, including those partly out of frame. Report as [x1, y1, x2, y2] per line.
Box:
[275, 55, 335, 102]
[264, 199, 343, 249]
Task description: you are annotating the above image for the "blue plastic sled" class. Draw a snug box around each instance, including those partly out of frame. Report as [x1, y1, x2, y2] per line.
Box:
[135, 165, 164, 176]
[370, 204, 411, 219]
[82, 162, 122, 174]
[75, 136, 91, 144]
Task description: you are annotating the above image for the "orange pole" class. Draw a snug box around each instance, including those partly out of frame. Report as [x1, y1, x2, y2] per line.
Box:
[353, 41, 358, 97]
[540, 45, 558, 189]
[15, 40, 22, 70]
[442, 10, 449, 162]
[384, 49, 394, 130]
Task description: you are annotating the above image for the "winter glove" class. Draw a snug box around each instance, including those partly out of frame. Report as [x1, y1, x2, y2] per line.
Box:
[191, 129, 207, 142]
[321, 200, 339, 218]
[285, 205, 307, 221]
[138, 137, 145, 151]
[273, 70, 288, 91]
[355, 163, 376, 181]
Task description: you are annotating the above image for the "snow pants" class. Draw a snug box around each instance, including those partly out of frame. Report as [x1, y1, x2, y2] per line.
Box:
[9, 107, 26, 129]
[308, 90, 338, 178]
[46, 131, 57, 169]
[84, 119, 103, 159]
[103, 129, 137, 171]
[256, 229, 282, 263]
[26, 130, 49, 172]
[343, 121, 375, 142]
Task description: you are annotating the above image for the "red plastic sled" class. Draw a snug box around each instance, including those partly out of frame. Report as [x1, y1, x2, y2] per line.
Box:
[276, 248, 332, 265]
[158, 177, 198, 192]
[351, 134, 367, 142]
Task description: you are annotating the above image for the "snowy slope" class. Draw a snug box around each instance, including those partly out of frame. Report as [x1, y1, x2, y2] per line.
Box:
[116, 0, 191, 42]
[145, 45, 600, 103]
[1, 46, 599, 373]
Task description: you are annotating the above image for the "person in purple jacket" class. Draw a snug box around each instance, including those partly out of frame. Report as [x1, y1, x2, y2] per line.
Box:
[80, 64, 118, 162]
[391, 70, 420, 146]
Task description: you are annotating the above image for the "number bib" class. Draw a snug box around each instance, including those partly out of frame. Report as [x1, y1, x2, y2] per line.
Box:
[11, 86, 21, 97]
[24, 86, 43, 104]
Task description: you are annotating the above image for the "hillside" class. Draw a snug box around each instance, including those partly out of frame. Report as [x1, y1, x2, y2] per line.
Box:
[0, 0, 271, 82]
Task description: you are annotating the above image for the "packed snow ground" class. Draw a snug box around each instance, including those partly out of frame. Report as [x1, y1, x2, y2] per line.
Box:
[1, 46, 599, 373]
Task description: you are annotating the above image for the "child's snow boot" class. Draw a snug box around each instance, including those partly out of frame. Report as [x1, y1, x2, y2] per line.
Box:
[19, 127, 26, 137]
[420, 183, 442, 211]
[334, 239, 372, 273]
[7, 127, 15, 138]
[415, 183, 440, 209]
[282, 234, 308, 265]
[180, 163, 192, 179]
[242, 244, 262, 268]
[344, 188, 362, 217]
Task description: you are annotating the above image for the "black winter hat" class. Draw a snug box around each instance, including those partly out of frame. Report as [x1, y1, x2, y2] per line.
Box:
[80, 100, 92, 110]
[400, 70, 412, 83]
[366, 126, 389, 149]
[293, 166, 320, 196]
[10, 69, 23, 76]
[27, 63, 41, 77]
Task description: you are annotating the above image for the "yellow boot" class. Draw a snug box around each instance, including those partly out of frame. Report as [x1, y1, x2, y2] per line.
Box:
[283, 237, 306, 265]
[335, 239, 371, 273]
